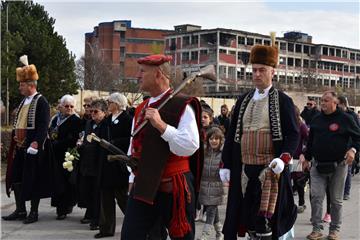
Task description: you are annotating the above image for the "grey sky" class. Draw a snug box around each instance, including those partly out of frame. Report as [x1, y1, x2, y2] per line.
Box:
[36, 0, 360, 59]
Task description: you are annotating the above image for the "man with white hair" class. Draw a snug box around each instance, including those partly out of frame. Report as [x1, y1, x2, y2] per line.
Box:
[3, 55, 51, 224]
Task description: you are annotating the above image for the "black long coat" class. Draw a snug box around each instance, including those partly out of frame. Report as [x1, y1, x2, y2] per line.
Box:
[49, 114, 81, 208]
[98, 112, 132, 189]
[8, 94, 52, 201]
[77, 119, 108, 208]
[222, 88, 299, 239]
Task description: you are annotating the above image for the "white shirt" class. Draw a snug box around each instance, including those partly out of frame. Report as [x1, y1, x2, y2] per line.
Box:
[24, 92, 38, 105]
[252, 85, 272, 101]
[127, 89, 200, 157]
[111, 111, 122, 122]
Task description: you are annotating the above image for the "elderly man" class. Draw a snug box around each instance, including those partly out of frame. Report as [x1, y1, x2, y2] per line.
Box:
[3, 55, 51, 224]
[120, 54, 203, 240]
[304, 91, 360, 240]
[221, 34, 299, 240]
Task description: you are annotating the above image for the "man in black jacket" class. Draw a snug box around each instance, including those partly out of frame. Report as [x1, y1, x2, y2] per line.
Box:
[337, 95, 360, 201]
[3, 55, 51, 224]
[300, 98, 320, 126]
[303, 91, 360, 240]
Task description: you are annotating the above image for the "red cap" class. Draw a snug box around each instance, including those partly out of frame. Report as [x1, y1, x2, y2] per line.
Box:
[137, 54, 172, 66]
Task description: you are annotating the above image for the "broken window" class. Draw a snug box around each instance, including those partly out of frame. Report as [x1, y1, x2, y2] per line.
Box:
[220, 32, 236, 47]
[238, 36, 245, 45]
[200, 33, 217, 46]
[183, 36, 190, 46]
[191, 51, 198, 60]
[192, 35, 199, 45]
[247, 37, 254, 46]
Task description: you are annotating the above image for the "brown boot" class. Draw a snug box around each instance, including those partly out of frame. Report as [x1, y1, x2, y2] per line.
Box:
[306, 231, 324, 240]
[327, 231, 339, 240]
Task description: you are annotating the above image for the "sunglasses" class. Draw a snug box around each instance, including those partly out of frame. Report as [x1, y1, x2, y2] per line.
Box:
[90, 109, 101, 114]
[306, 103, 314, 107]
[83, 104, 91, 108]
[64, 105, 74, 109]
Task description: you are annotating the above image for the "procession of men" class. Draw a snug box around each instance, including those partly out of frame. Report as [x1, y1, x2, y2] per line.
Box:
[2, 34, 360, 240]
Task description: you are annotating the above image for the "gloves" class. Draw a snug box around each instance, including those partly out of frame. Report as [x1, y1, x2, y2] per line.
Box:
[269, 158, 285, 174]
[128, 172, 135, 183]
[219, 168, 230, 183]
[27, 146, 38, 155]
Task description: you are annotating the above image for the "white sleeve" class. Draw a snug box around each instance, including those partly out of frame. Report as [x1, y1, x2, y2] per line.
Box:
[127, 118, 135, 156]
[161, 105, 200, 156]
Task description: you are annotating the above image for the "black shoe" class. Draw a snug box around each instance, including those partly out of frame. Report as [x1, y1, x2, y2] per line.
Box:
[56, 214, 67, 220]
[80, 218, 91, 224]
[23, 211, 38, 224]
[2, 210, 27, 221]
[94, 232, 114, 238]
[66, 207, 73, 215]
[90, 224, 99, 231]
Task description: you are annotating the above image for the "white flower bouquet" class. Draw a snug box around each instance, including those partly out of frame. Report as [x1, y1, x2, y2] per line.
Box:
[63, 147, 80, 172]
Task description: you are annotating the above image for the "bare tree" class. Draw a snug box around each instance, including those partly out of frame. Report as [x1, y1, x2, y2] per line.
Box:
[75, 57, 85, 89]
[77, 53, 117, 91]
[170, 67, 205, 97]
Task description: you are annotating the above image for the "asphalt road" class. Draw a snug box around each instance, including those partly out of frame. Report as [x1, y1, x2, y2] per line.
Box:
[1, 175, 359, 239]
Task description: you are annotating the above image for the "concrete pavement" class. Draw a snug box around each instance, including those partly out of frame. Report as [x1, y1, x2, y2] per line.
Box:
[1, 175, 359, 239]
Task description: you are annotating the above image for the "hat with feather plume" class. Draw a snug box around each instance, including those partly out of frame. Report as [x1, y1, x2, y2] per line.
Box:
[16, 55, 39, 82]
[250, 32, 278, 68]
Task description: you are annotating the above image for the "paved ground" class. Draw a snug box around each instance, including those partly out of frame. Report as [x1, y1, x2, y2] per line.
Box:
[1, 174, 359, 239]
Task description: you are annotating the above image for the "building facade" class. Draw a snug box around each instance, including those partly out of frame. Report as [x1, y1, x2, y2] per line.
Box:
[85, 20, 173, 90]
[164, 25, 360, 104]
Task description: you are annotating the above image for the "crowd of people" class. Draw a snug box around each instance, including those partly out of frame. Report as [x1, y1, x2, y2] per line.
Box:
[3, 35, 360, 240]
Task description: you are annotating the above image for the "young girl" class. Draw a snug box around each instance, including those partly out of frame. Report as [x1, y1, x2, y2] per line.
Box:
[198, 127, 226, 240]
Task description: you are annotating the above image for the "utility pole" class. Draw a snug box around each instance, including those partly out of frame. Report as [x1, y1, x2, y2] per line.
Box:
[5, 1, 10, 125]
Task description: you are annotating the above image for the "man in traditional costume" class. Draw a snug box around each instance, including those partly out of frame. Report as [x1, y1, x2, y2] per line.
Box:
[120, 54, 203, 240]
[220, 34, 299, 240]
[3, 55, 51, 224]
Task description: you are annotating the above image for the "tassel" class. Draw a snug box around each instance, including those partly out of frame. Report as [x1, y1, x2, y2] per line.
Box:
[168, 174, 192, 238]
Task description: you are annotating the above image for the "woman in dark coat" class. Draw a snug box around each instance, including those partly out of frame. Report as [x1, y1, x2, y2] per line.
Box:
[77, 99, 108, 231]
[49, 95, 81, 220]
[95, 92, 132, 238]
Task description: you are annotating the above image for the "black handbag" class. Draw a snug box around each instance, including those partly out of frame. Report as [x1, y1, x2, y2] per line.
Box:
[315, 161, 338, 174]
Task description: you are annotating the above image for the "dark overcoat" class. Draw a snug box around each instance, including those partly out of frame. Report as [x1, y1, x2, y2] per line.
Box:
[98, 111, 132, 189]
[49, 113, 81, 207]
[7, 94, 52, 201]
[222, 88, 299, 239]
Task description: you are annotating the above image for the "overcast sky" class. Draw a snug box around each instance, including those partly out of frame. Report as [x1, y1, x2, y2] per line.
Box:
[35, 0, 360, 59]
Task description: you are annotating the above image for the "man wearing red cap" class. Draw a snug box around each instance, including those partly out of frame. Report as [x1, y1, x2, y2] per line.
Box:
[221, 34, 299, 240]
[121, 54, 203, 240]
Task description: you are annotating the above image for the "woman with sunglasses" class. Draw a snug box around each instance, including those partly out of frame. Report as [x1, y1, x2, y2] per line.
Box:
[77, 99, 108, 231]
[81, 96, 98, 130]
[49, 94, 81, 220]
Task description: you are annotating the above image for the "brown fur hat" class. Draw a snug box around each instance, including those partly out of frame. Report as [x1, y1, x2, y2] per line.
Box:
[16, 64, 39, 82]
[250, 45, 278, 68]
[16, 55, 39, 82]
